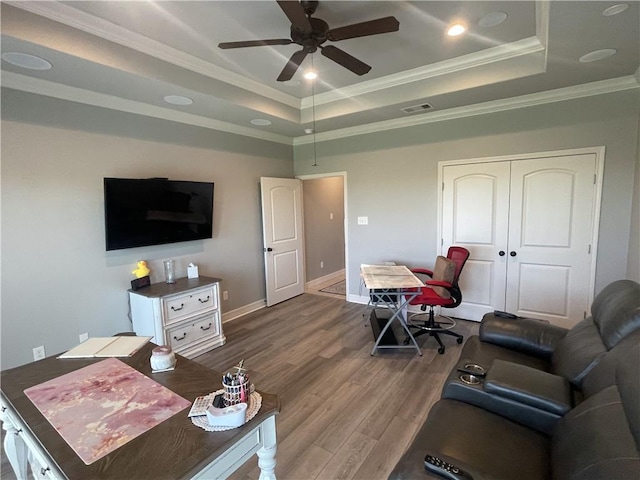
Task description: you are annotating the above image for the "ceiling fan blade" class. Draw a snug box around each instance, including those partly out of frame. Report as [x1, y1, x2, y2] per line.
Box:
[276, 0, 312, 33]
[327, 16, 399, 42]
[277, 49, 308, 82]
[218, 39, 293, 49]
[320, 45, 371, 76]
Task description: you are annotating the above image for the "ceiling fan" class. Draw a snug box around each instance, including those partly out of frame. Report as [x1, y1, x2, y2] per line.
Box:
[218, 0, 400, 82]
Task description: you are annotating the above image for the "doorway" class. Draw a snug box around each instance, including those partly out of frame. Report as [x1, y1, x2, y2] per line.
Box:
[298, 172, 348, 298]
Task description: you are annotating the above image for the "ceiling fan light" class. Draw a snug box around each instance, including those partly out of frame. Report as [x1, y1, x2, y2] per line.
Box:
[304, 71, 318, 80]
[447, 23, 466, 37]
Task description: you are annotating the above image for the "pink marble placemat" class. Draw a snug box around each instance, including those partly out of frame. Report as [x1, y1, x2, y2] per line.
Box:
[24, 358, 191, 465]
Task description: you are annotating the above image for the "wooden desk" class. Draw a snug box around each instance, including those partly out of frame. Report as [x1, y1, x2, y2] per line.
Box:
[361, 265, 424, 356]
[1, 343, 279, 479]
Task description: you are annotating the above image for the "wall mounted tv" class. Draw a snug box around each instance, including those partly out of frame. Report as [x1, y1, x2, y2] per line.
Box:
[104, 177, 214, 251]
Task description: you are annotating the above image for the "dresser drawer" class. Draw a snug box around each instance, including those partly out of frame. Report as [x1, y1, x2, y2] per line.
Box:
[163, 285, 217, 325]
[166, 312, 220, 350]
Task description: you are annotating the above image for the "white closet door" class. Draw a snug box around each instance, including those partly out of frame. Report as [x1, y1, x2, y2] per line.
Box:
[442, 162, 511, 320]
[506, 154, 597, 327]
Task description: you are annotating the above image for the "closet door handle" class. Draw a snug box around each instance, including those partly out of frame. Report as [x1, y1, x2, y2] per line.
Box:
[498, 251, 505, 256]
[510, 251, 517, 257]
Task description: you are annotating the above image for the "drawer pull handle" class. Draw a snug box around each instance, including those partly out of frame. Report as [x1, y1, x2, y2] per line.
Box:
[200, 323, 213, 331]
[173, 333, 187, 341]
[171, 304, 185, 312]
[40, 466, 51, 476]
[198, 296, 211, 304]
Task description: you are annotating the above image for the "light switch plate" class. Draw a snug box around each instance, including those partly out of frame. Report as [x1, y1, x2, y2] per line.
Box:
[357, 216, 368, 225]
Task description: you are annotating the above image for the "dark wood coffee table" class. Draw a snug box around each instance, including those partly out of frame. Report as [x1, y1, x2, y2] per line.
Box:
[1, 342, 279, 479]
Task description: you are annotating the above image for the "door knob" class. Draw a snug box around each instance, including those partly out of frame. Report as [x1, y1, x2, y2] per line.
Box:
[265, 247, 273, 252]
[498, 250, 505, 256]
[510, 251, 517, 257]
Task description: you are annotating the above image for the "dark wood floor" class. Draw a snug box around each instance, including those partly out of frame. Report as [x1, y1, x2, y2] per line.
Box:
[1, 293, 478, 480]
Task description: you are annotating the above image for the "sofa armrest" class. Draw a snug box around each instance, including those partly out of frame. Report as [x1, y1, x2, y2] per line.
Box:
[484, 360, 572, 416]
[479, 314, 568, 358]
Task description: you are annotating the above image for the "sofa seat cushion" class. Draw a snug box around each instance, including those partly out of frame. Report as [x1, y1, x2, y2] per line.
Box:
[389, 399, 551, 480]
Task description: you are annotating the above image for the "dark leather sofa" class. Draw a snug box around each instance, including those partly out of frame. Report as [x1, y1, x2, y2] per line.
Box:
[389, 279, 640, 480]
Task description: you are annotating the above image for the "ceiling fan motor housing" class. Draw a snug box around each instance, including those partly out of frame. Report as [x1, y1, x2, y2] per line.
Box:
[291, 17, 329, 52]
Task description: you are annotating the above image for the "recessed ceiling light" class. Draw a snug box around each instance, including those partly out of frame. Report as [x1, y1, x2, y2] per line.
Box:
[251, 119, 272, 126]
[579, 49, 617, 63]
[1, 52, 52, 70]
[283, 80, 301, 87]
[163, 95, 193, 105]
[603, 4, 629, 16]
[304, 128, 314, 134]
[303, 71, 318, 80]
[478, 12, 507, 28]
[447, 23, 466, 37]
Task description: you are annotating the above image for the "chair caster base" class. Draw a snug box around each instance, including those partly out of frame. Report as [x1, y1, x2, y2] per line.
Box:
[456, 337, 464, 344]
[438, 347, 445, 354]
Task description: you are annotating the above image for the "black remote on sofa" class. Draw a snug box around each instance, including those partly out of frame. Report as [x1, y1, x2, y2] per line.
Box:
[424, 454, 472, 479]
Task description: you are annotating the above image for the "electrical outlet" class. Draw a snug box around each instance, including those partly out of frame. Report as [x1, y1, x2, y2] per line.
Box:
[357, 216, 368, 225]
[79, 332, 89, 343]
[33, 345, 46, 361]
[320, 261, 324, 269]
[223, 290, 229, 301]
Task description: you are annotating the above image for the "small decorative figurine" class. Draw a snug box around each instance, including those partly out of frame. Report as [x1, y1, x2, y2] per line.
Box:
[132, 260, 150, 278]
[131, 261, 151, 291]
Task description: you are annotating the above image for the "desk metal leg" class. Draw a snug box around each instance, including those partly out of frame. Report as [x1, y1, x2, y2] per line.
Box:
[369, 291, 422, 356]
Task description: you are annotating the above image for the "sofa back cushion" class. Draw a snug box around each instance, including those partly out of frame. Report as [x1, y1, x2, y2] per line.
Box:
[551, 343, 640, 479]
[581, 330, 640, 398]
[552, 318, 607, 387]
[591, 279, 640, 350]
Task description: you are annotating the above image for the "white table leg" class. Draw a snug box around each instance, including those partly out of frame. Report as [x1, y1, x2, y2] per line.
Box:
[256, 416, 277, 480]
[1, 405, 29, 479]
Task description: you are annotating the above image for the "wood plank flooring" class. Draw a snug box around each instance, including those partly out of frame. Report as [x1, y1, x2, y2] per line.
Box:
[1, 293, 478, 480]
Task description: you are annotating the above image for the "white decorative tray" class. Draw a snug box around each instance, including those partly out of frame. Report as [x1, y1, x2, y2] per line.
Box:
[191, 389, 262, 432]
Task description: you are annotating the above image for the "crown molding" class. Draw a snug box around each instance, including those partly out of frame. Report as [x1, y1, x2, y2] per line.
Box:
[6, 0, 301, 110]
[294, 75, 640, 145]
[302, 37, 544, 109]
[1, 71, 292, 145]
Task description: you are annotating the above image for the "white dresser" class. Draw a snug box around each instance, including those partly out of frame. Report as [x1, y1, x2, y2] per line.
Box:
[129, 276, 225, 358]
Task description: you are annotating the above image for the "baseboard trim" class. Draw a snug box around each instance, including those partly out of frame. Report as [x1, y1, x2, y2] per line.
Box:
[222, 299, 266, 323]
[305, 269, 345, 290]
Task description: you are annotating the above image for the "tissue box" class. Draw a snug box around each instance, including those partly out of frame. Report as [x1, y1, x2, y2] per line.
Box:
[187, 264, 199, 279]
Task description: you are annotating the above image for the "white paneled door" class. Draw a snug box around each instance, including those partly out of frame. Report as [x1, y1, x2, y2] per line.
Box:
[260, 177, 305, 306]
[442, 152, 599, 328]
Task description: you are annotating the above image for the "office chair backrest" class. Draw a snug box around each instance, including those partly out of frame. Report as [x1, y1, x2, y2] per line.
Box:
[447, 246, 470, 285]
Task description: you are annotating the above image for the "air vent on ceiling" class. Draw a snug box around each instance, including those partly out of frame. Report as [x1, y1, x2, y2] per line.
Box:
[401, 103, 433, 114]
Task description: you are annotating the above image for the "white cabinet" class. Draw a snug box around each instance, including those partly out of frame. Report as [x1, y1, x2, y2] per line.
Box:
[129, 276, 225, 358]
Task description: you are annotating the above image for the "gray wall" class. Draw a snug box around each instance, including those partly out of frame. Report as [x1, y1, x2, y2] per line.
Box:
[294, 90, 640, 298]
[1, 89, 293, 368]
[303, 176, 345, 281]
[628, 119, 640, 282]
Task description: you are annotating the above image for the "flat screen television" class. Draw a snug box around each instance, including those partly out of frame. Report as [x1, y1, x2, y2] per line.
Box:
[104, 177, 214, 251]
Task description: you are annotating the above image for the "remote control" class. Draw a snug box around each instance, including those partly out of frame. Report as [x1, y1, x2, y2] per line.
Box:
[424, 454, 471, 479]
[188, 396, 213, 417]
